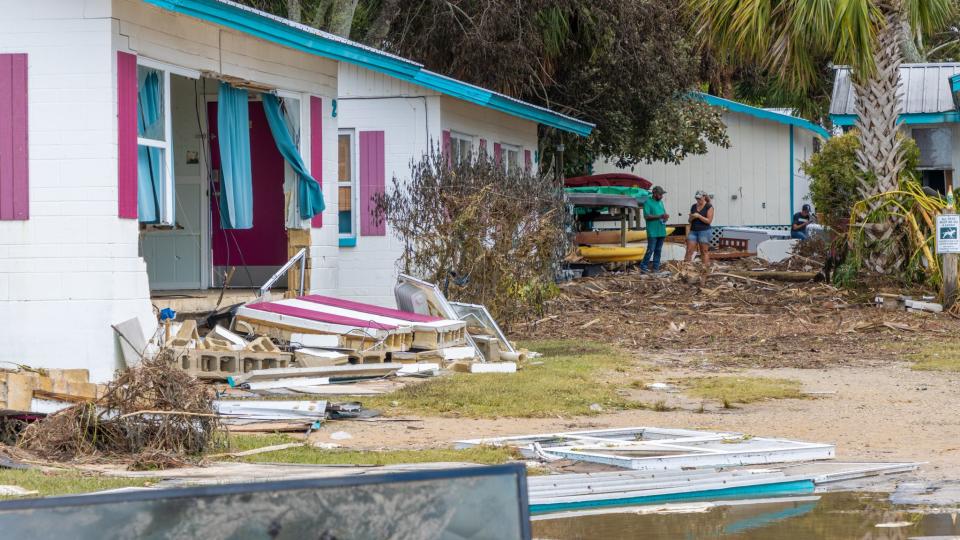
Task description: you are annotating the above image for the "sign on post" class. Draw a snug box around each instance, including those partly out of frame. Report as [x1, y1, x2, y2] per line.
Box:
[936, 214, 960, 254]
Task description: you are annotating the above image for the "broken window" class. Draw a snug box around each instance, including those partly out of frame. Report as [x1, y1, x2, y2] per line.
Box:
[338, 130, 355, 237]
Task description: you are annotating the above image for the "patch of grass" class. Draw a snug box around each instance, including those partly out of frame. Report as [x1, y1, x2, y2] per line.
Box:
[0, 469, 153, 499]
[910, 342, 960, 371]
[685, 376, 803, 404]
[225, 434, 518, 465]
[358, 340, 642, 418]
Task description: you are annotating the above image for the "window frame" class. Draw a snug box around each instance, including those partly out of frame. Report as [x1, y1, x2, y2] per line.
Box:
[337, 129, 358, 242]
[450, 131, 474, 165]
[499, 142, 522, 173]
[135, 57, 199, 225]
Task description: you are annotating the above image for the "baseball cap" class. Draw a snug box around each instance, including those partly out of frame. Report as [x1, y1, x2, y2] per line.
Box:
[652, 186, 666, 195]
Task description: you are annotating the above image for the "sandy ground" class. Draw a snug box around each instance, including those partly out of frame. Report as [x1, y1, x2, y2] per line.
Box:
[310, 362, 960, 482]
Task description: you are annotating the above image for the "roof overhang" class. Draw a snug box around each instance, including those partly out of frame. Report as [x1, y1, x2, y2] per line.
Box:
[695, 93, 831, 138]
[831, 112, 960, 126]
[143, 0, 594, 136]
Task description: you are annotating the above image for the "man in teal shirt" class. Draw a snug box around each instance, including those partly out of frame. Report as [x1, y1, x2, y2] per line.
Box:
[640, 186, 668, 273]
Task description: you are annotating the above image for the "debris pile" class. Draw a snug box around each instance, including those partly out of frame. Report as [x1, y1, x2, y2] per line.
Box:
[149, 276, 523, 397]
[18, 357, 222, 466]
[523, 258, 952, 368]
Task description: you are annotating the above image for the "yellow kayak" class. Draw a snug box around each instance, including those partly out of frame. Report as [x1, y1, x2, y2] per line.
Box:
[575, 227, 676, 245]
[578, 244, 647, 263]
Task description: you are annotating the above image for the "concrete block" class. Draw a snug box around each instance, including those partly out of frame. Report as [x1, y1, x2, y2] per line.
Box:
[349, 350, 388, 364]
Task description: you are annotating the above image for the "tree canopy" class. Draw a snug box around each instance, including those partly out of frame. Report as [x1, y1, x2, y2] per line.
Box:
[239, 0, 729, 175]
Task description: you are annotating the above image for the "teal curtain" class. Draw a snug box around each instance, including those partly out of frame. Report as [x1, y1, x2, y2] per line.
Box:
[262, 94, 325, 220]
[217, 82, 254, 229]
[137, 70, 163, 223]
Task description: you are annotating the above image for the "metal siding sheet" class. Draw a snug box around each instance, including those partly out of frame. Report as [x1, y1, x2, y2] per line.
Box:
[310, 95, 323, 228]
[117, 51, 138, 219]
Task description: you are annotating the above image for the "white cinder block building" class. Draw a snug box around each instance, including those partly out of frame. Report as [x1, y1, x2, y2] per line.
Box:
[335, 65, 591, 306]
[593, 95, 829, 232]
[0, 0, 591, 380]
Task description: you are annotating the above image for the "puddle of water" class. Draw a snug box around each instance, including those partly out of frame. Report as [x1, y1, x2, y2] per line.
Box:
[532, 491, 960, 540]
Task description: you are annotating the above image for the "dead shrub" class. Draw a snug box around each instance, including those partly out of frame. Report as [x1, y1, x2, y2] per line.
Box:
[19, 355, 224, 465]
[375, 149, 566, 326]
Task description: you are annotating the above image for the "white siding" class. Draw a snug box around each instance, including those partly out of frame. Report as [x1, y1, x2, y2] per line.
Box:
[595, 112, 808, 227]
[0, 0, 345, 381]
[336, 65, 540, 307]
[0, 0, 155, 382]
[440, 96, 539, 160]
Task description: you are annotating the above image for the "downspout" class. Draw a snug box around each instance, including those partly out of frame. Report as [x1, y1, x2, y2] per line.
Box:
[789, 125, 795, 223]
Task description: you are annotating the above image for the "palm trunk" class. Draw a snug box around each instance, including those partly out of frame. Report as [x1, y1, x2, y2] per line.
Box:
[852, 3, 907, 272]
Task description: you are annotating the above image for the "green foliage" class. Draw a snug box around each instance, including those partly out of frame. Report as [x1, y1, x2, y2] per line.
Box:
[358, 340, 643, 418]
[226, 435, 520, 465]
[803, 131, 864, 227]
[803, 130, 921, 227]
[686, 376, 804, 404]
[0, 470, 152, 500]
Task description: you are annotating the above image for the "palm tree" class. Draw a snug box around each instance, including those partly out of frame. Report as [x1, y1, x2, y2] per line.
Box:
[687, 0, 953, 271]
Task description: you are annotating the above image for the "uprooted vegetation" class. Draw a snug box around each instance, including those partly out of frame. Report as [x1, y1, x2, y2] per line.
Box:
[520, 261, 959, 369]
[359, 340, 645, 418]
[18, 357, 225, 468]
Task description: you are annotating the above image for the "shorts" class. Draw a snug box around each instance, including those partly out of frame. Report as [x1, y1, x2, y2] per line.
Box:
[687, 229, 711, 244]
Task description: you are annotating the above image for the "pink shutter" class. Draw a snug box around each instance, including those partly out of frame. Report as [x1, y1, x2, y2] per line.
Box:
[0, 53, 29, 221]
[441, 129, 451, 166]
[310, 96, 323, 227]
[117, 51, 138, 219]
[524, 149, 532, 173]
[493, 143, 502, 166]
[479, 138, 487, 158]
[359, 130, 385, 236]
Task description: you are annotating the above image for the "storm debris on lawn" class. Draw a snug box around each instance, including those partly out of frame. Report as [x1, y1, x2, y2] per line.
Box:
[522, 257, 953, 368]
[18, 357, 223, 466]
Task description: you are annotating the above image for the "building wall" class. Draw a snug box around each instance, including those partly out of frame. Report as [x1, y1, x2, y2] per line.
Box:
[335, 65, 540, 307]
[0, 0, 345, 381]
[113, 0, 342, 297]
[440, 96, 539, 159]
[0, 0, 157, 382]
[594, 112, 817, 228]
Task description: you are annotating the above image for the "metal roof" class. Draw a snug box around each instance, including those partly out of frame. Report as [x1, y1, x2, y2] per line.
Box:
[143, 0, 594, 135]
[696, 94, 830, 138]
[830, 63, 960, 116]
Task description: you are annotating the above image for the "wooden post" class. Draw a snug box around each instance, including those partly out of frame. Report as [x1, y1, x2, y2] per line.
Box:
[620, 209, 628, 247]
[943, 186, 957, 307]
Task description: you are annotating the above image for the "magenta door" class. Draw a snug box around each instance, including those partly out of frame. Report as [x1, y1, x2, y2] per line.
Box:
[208, 101, 287, 267]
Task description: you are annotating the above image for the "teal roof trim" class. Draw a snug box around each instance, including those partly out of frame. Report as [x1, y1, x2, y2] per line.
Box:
[143, 0, 594, 136]
[831, 112, 960, 126]
[696, 93, 831, 138]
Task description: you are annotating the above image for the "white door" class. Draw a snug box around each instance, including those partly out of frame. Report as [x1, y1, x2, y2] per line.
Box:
[142, 176, 205, 290]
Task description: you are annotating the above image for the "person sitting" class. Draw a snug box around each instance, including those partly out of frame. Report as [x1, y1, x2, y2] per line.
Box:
[791, 204, 816, 240]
